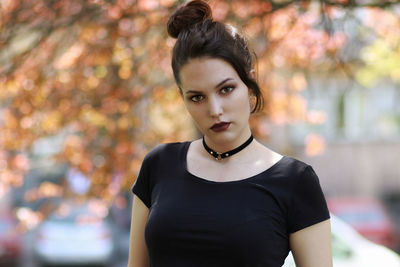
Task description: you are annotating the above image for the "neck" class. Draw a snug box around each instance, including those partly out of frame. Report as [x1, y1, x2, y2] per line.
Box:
[204, 128, 252, 152]
[203, 129, 253, 160]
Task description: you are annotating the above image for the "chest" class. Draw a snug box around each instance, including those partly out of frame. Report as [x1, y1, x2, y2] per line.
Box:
[186, 157, 277, 182]
[145, 177, 290, 264]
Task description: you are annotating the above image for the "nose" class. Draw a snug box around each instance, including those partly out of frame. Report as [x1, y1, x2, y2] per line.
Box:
[208, 96, 223, 118]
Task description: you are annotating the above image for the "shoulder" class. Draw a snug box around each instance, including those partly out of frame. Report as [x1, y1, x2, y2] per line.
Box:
[271, 156, 322, 191]
[280, 156, 324, 197]
[143, 141, 189, 163]
[278, 155, 311, 177]
[284, 157, 330, 233]
[254, 142, 309, 178]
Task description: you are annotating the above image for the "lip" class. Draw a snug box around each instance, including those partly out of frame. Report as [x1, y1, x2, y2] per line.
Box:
[210, 122, 231, 132]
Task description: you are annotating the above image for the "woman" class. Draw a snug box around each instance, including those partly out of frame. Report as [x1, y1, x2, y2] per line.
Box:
[128, 1, 332, 266]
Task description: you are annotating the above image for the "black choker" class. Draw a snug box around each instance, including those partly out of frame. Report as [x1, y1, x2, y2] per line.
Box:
[202, 135, 254, 160]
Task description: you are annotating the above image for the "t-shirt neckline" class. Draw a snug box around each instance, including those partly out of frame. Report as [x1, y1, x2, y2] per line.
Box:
[182, 141, 287, 184]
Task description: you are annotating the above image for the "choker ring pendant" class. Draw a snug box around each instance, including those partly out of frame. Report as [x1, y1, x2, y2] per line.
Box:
[202, 134, 254, 161]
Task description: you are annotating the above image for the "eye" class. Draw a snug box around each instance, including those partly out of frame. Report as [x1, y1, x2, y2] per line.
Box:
[189, 95, 204, 102]
[220, 86, 234, 94]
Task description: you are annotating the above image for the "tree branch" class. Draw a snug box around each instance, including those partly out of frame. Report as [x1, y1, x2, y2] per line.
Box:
[270, 0, 299, 12]
[264, 0, 400, 14]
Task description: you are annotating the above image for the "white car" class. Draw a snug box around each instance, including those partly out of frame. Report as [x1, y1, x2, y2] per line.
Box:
[33, 200, 115, 266]
[283, 214, 400, 267]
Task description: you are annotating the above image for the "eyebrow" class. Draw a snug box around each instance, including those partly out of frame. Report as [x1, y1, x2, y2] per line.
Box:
[184, 78, 233, 94]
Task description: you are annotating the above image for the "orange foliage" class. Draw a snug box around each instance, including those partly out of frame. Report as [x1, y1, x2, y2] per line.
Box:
[0, 0, 397, 202]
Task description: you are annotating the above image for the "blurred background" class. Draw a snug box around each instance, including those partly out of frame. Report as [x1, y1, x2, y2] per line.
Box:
[0, 0, 400, 266]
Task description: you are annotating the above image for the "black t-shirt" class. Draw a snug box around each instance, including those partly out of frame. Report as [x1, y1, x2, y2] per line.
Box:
[132, 142, 330, 267]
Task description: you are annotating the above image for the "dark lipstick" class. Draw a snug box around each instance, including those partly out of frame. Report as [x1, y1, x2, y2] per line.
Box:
[211, 122, 230, 132]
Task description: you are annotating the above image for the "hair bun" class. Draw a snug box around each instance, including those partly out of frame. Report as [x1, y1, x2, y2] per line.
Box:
[167, 0, 212, 39]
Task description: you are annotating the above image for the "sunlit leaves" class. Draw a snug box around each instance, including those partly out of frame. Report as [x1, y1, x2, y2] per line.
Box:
[289, 72, 307, 91]
[306, 110, 328, 125]
[148, 87, 194, 141]
[41, 111, 63, 133]
[0, 0, 399, 211]
[355, 8, 400, 87]
[23, 181, 63, 202]
[54, 43, 85, 69]
[15, 207, 43, 230]
[305, 133, 326, 156]
[0, 0, 171, 203]
[357, 39, 400, 87]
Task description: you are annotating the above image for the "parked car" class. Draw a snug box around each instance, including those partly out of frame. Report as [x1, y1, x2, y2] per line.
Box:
[327, 196, 398, 249]
[283, 214, 400, 267]
[0, 211, 22, 267]
[33, 199, 115, 266]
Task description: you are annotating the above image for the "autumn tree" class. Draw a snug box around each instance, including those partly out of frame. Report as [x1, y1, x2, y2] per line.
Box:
[1, 0, 399, 225]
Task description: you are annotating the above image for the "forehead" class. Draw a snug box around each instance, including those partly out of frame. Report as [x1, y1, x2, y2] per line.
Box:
[179, 57, 239, 91]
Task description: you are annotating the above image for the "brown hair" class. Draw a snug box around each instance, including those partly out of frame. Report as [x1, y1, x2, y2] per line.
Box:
[167, 0, 264, 113]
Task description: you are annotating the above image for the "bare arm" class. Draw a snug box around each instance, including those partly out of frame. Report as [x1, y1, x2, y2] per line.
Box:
[289, 219, 332, 267]
[127, 195, 150, 267]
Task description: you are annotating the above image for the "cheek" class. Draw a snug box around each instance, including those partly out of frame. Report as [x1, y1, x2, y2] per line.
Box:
[232, 90, 251, 111]
[185, 104, 206, 124]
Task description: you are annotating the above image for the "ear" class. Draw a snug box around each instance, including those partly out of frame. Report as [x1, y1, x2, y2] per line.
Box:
[248, 87, 255, 97]
[249, 69, 256, 80]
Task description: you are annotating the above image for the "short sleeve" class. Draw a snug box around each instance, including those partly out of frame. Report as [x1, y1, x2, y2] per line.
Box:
[131, 156, 152, 208]
[287, 165, 330, 233]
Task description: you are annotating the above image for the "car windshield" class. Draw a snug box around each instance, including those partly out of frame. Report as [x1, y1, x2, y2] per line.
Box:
[0, 221, 12, 233]
[47, 206, 104, 224]
[48, 213, 78, 223]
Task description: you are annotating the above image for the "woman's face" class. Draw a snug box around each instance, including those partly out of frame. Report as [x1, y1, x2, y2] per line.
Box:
[179, 57, 252, 150]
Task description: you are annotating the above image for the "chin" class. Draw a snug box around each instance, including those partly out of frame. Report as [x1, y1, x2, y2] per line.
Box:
[207, 131, 238, 143]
